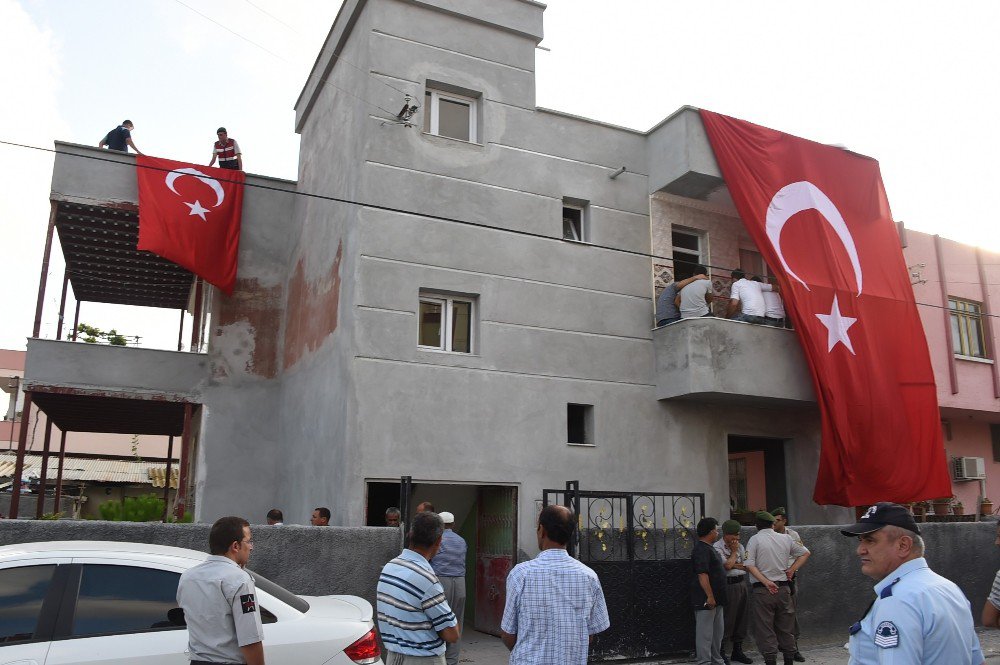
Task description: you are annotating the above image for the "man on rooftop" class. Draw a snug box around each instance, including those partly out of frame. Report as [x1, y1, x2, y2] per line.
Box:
[210, 127, 243, 170]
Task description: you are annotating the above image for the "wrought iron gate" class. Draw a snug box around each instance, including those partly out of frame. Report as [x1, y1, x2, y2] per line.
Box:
[543, 482, 705, 661]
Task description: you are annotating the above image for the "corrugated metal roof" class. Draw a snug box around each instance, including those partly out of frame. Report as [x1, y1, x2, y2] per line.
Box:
[0, 452, 176, 486]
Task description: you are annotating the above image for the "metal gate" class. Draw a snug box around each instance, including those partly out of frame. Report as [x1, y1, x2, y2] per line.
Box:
[543, 482, 705, 661]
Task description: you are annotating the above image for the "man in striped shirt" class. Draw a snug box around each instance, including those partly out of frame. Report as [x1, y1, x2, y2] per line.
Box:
[377, 511, 460, 664]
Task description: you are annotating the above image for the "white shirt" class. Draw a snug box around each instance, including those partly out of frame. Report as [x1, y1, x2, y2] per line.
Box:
[679, 279, 713, 318]
[730, 278, 773, 317]
[745, 528, 808, 582]
[713, 539, 748, 578]
[763, 290, 785, 318]
[177, 555, 265, 663]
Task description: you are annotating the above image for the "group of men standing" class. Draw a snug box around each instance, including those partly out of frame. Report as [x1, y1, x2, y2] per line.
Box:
[656, 268, 785, 326]
[694, 509, 808, 665]
[99, 120, 243, 170]
[377, 504, 609, 665]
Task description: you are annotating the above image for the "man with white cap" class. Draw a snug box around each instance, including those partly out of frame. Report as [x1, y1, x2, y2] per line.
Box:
[840, 502, 983, 664]
[431, 511, 467, 665]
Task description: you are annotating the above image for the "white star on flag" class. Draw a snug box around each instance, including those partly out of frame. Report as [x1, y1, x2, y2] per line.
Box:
[184, 199, 210, 221]
[815, 295, 858, 354]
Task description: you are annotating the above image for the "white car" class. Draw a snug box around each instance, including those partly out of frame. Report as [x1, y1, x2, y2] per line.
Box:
[0, 541, 382, 665]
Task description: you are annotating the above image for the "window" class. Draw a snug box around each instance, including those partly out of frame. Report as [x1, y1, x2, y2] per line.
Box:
[671, 227, 705, 280]
[949, 298, 987, 359]
[562, 201, 589, 242]
[567, 403, 594, 445]
[739, 248, 772, 279]
[0, 564, 56, 643]
[423, 89, 478, 142]
[729, 457, 748, 511]
[418, 292, 475, 353]
[72, 565, 183, 637]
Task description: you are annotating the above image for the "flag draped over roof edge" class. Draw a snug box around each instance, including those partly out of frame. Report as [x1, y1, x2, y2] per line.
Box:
[136, 156, 245, 295]
[699, 109, 951, 506]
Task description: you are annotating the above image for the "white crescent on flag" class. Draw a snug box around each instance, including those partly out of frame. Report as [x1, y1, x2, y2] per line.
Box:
[765, 181, 863, 296]
[164, 167, 226, 207]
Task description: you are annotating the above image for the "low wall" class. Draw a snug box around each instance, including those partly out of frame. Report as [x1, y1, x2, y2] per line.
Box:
[0, 520, 404, 608]
[761, 521, 998, 645]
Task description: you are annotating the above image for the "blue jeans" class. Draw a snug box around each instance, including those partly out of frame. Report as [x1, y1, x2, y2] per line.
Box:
[735, 314, 766, 325]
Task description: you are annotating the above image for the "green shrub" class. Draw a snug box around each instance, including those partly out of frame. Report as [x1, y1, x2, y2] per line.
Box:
[98, 494, 166, 522]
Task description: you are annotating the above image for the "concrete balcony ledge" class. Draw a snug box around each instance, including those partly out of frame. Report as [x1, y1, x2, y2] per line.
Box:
[23, 338, 209, 402]
[653, 317, 816, 406]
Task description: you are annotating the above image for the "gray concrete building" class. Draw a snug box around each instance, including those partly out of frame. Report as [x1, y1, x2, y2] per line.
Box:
[16, 0, 874, 634]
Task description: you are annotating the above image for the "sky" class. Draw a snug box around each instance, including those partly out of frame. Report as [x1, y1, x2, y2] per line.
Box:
[1, 0, 998, 352]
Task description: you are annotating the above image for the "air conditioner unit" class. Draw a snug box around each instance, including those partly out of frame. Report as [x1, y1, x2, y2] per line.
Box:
[953, 456, 986, 481]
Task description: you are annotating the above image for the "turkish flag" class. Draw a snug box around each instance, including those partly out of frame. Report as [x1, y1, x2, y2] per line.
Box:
[699, 110, 951, 506]
[136, 156, 245, 295]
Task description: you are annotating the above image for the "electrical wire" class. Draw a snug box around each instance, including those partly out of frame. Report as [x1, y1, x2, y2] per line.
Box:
[174, 0, 411, 118]
[2, 138, 999, 322]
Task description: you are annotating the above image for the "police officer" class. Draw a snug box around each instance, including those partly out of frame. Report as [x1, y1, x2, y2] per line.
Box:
[177, 516, 266, 665]
[841, 502, 983, 664]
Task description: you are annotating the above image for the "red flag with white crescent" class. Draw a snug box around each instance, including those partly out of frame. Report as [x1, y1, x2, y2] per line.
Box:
[699, 110, 951, 506]
[136, 156, 245, 295]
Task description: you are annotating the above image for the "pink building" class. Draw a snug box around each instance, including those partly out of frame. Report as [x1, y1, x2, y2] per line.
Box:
[903, 229, 1000, 512]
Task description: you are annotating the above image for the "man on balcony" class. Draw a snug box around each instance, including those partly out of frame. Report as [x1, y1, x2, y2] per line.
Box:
[727, 271, 776, 325]
[656, 273, 710, 326]
[677, 265, 714, 319]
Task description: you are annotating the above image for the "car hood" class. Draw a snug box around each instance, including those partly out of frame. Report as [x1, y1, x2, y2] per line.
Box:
[299, 594, 374, 622]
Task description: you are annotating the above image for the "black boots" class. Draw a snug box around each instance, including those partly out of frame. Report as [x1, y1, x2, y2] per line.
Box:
[793, 651, 806, 662]
[730, 642, 753, 664]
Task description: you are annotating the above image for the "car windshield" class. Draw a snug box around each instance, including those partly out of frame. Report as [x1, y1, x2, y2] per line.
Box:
[247, 569, 310, 614]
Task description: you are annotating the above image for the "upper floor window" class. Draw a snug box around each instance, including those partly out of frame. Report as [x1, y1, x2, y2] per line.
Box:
[672, 227, 705, 280]
[423, 88, 478, 142]
[419, 292, 476, 354]
[949, 297, 987, 359]
[739, 248, 772, 279]
[562, 200, 589, 242]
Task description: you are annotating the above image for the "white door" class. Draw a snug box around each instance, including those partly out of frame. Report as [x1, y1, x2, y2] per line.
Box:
[43, 563, 188, 665]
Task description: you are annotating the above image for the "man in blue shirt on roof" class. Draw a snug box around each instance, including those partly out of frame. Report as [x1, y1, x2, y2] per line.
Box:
[377, 511, 459, 665]
[841, 502, 984, 664]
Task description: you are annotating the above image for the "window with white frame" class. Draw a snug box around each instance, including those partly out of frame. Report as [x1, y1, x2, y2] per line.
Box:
[562, 201, 589, 242]
[949, 297, 988, 359]
[671, 227, 705, 281]
[418, 292, 476, 353]
[423, 89, 478, 142]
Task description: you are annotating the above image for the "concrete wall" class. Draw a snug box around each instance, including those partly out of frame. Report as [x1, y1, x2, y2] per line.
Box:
[654, 317, 815, 405]
[0, 520, 403, 605]
[770, 522, 999, 642]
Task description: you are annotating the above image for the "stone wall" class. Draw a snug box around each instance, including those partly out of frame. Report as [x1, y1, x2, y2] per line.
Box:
[0, 520, 403, 607]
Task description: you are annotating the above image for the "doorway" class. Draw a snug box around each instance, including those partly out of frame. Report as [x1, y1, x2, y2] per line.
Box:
[727, 436, 788, 516]
[364, 480, 517, 636]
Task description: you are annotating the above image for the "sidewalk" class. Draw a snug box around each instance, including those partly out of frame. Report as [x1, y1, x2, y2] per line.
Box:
[455, 627, 1000, 664]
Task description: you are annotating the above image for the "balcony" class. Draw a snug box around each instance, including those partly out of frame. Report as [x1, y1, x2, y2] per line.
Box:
[653, 317, 816, 406]
[22, 339, 208, 435]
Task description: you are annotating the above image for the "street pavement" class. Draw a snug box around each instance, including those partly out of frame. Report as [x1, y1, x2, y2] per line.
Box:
[455, 627, 1000, 664]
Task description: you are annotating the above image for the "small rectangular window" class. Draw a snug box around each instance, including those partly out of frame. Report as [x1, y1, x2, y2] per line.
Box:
[424, 88, 478, 142]
[567, 403, 594, 445]
[419, 291, 476, 354]
[562, 202, 588, 242]
[949, 298, 987, 359]
[672, 227, 705, 281]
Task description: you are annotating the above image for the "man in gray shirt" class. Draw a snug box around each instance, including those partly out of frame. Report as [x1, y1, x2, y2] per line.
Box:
[677, 265, 714, 318]
[656, 274, 710, 326]
[177, 516, 265, 665]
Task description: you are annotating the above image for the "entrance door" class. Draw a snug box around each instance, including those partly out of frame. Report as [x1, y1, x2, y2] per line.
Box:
[728, 436, 788, 516]
[474, 486, 516, 636]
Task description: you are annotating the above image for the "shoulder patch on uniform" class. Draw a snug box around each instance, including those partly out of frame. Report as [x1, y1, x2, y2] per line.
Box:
[240, 593, 257, 614]
[874, 621, 898, 648]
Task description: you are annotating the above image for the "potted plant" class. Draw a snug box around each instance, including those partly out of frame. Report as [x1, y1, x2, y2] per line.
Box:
[911, 501, 927, 518]
[952, 499, 964, 516]
[931, 497, 952, 516]
[981, 498, 993, 516]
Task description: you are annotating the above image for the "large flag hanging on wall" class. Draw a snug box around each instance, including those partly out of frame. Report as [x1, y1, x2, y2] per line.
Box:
[136, 156, 245, 295]
[699, 110, 951, 506]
